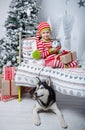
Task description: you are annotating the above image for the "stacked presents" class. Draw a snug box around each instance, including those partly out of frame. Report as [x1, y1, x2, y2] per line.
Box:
[0, 67, 18, 102]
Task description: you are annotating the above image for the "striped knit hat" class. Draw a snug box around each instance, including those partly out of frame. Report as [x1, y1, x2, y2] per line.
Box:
[36, 22, 51, 44]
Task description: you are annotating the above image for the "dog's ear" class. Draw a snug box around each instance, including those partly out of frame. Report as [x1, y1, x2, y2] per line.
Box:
[36, 77, 41, 84]
[46, 78, 51, 87]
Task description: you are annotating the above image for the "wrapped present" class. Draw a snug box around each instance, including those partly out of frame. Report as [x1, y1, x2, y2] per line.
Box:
[0, 74, 2, 101]
[0, 79, 18, 102]
[0, 74, 3, 88]
[1, 79, 10, 95]
[0, 67, 17, 102]
[1, 79, 18, 96]
[3, 67, 16, 80]
[0, 96, 17, 102]
[2, 67, 17, 96]
[60, 51, 77, 64]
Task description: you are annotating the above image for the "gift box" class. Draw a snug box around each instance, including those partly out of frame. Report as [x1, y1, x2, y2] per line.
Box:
[60, 51, 77, 64]
[0, 79, 18, 102]
[1, 79, 18, 96]
[3, 67, 16, 80]
[0, 74, 3, 88]
[0, 67, 18, 102]
[0, 74, 2, 100]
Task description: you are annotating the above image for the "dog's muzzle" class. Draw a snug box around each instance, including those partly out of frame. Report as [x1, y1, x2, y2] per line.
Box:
[34, 92, 43, 98]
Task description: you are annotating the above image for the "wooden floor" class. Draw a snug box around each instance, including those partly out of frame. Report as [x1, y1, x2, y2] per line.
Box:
[0, 92, 85, 130]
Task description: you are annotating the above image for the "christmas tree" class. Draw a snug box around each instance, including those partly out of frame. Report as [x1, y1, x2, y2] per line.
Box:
[0, 0, 40, 74]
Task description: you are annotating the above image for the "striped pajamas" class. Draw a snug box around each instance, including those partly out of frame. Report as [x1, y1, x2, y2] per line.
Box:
[36, 41, 78, 68]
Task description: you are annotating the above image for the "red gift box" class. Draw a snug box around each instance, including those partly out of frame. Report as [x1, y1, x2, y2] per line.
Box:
[3, 67, 16, 80]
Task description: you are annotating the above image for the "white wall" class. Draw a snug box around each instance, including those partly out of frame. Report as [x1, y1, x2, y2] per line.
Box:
[0, 0, 11, 39]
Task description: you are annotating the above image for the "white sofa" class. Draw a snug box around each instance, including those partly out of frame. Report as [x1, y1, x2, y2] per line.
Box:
[15, 37, 85, 98]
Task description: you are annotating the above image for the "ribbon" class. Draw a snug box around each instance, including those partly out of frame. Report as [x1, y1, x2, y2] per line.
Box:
[56, 50, 70, 60]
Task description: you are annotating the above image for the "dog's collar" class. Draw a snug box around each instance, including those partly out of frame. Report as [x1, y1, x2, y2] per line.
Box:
[37, 98, 55, 108]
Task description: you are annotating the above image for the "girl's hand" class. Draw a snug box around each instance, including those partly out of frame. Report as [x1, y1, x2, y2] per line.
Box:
[49, 45, 61, 54]
[52, 46, 61, 53]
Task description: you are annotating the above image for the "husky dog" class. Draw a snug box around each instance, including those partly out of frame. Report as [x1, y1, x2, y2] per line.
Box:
[33, 77, 68, 129]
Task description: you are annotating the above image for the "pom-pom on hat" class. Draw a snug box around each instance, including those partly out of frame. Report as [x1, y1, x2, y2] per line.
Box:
[36, 22, 51, 44]
[32, 50, 41, 60]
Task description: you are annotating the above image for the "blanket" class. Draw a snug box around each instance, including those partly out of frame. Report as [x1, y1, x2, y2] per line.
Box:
[15, 61, 85, 98]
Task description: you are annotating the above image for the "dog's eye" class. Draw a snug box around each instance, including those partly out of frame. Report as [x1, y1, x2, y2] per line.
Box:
[40, 87, 43, 89]
[40, 85, 44, 89]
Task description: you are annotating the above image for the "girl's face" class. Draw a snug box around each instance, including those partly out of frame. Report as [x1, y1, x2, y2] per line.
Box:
[40, 29, 51, 41]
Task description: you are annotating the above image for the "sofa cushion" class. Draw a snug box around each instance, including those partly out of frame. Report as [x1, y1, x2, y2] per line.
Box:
[22, 38, 36, 59]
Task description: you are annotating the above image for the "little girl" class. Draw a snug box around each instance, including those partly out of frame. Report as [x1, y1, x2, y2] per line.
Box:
[33, 22, 61, 67]
[32, 22, 77, 68]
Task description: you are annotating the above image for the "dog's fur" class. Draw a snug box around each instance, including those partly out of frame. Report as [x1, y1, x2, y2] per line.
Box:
[33, 77, 68, 128]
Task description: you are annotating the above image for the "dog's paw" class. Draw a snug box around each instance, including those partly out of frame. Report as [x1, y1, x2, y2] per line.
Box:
[61, 122, 68, 129]
[34, 119, 41, 126]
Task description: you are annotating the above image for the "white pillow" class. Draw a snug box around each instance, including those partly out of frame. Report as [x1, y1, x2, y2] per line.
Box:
[22, 38, 36, 59]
